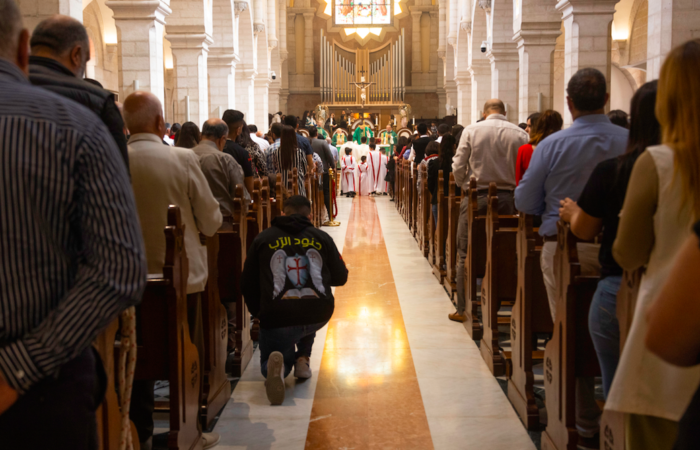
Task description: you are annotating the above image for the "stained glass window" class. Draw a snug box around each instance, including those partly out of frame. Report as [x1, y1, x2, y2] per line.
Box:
[334, 0, 392, 26]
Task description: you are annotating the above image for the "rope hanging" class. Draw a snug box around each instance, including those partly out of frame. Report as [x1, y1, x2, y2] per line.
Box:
[117, 306, 137, 450]
[331, 172, 338, 218]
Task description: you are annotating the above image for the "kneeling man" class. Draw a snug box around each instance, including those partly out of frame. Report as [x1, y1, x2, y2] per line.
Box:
[241, 196, 348, 405]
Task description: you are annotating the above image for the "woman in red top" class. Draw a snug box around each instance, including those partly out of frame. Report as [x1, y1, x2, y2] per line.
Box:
[515, 110, 564, 185]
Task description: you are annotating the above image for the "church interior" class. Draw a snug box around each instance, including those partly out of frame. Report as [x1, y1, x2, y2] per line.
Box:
[2, 0, 700, 448]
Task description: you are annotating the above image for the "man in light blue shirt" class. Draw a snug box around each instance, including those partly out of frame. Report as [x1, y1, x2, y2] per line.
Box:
[515, 68, 628, 444]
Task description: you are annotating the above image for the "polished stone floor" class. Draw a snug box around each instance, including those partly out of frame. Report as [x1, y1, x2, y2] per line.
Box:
[213, 196, 535, 450]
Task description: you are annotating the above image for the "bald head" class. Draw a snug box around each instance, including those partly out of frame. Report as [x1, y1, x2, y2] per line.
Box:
[123, 91, 166, 138]
[31, 15, 90, 78]
[483, 99, 506, 117]
[201, 118, 229, 150]
[0, 0, 28, 71]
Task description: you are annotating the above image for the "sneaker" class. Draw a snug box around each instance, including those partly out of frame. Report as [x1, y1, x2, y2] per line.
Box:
[294, 356, 312, 379]
[202, 432, 221, 449]
[448, 312, 467, 323]
[265, 351, 286, 405]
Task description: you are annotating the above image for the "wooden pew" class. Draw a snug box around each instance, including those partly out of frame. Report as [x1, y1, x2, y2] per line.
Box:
[599, 268, 643, 450]
[464, 177, 487, 340]
[95, 318, 140, 450]
[411, 164, 418, 238]
[479, 183, 519, 376]
[507, 213, 553, 429]
[247, 178, 263, 251]
[291, 167, 300, 196]
[432, 170, 447, 284]
[260, 177, 273, 230]
[542, 222, 601, 450]
[200, 233, 232, 429]
[418, 163, 430, 257]
[442, 173, 460, 298]
[134, 205, 202, 450]
[219, 187, 253, 376]
[273, 173, 284, 218]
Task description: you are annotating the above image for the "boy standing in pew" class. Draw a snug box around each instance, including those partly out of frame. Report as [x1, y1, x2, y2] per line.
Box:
[241, 196, 348, 405]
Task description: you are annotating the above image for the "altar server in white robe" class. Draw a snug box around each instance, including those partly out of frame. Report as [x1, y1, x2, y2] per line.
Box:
[358, 156, 372, 196]
[340, 148, 357, 197]
[355, 136, 371, 161]
[368, 143, 389, 194]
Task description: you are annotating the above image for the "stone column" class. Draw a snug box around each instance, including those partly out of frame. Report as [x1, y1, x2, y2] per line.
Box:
[208, 51, 238, 118]
[166, 28, 213, 126]
[411, 10, 423, 73]
[236, 65, 256, 121]
[469, 60, 491, 123]
[268, 80, 281, 119]
[514, 23, 561, 122]
[556, 0, 617, 126]
[487, 45, 520, 124]
[19, 0, 82, 32]
[448, 0, 458, 48]
[302, 12, 315, 73]
[646, 0, 700, 80]
[455, 74, 471, 125]
[267, 0, 277, 50]
[106, 0, 171, 107]
[254, 74, 270, 127]
[278, 0, 287, 62]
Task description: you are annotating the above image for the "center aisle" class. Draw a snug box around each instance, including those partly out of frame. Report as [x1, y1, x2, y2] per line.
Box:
[216, 196, 535, 450]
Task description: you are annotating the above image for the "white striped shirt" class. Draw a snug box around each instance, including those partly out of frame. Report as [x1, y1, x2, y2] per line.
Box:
[0, 60, 146, 394]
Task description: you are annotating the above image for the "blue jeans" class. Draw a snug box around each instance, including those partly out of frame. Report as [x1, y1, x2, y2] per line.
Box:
[259, 321, 328, 378]
[588, 275, 622, 398]
[432, 204, 438, 226]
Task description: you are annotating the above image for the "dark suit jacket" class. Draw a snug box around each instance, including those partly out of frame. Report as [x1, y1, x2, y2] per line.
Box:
[412, 136, 432, 164]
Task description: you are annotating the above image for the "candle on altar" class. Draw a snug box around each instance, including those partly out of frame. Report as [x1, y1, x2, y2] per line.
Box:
[394, 117, 397, 126]
[375, 116, 378, 126]
[412, 116, 415, 125]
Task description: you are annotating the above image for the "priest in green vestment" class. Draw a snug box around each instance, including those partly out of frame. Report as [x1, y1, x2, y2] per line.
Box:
[380, 123, 398, 155]
[352, 123, 374, 144]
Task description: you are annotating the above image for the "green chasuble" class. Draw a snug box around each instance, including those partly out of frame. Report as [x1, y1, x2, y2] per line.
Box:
[381, 130, 398, 154]
[352, 126, 374, 144]
[317, 127, 329, 139]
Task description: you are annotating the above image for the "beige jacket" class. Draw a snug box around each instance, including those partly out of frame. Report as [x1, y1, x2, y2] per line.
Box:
[192, 140, 250, 216]
[128, 133, 223, 294]
[452, 114, 528, 191]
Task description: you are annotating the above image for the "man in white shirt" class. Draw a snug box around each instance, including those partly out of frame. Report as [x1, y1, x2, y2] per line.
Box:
[249, 124, 270, 151]
[449, 99, 528, 323]
[123, 91, 223, 449]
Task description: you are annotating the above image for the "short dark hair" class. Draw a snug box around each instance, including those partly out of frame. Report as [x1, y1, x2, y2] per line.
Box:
[567, 68, 608, 112]
[283, 115, 299, 129]
[369, 143, 376, 150]
[202, 121, 229, 140]
[222, 109, 245, 128]
[270, 122, 283, 138]
[248, 124, 258, 132]
[361, 136, 367, 143]
[308, 126, 318, 137]
[607, 110, 629, 129]
[417, 123, 428, 135]
[437, 123, 450, 136]
[283, 195, 311, 216]
[518, 123, 527, 130]
[31, 15, 89, 58]
[345, 148, 352, 155]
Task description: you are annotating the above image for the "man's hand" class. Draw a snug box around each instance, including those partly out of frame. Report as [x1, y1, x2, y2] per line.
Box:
[0, 372, 18, 415]
[558, 198, 579, 223]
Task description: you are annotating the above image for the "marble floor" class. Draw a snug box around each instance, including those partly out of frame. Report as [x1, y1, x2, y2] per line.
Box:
[213, 195, 535, 450]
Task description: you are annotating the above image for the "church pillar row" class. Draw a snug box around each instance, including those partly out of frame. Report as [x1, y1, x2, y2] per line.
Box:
[106, 0, 171, 108]
[556, 0, 616, 126]
[208, 52, 238, 118]
[514, 23, 560, 123]
[166, 29, 213, 126]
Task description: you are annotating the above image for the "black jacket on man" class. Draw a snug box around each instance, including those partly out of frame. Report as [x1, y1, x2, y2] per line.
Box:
[28, 56, 129, 171]
[412, 135, 432, 164]
[241, 215, 348, 329]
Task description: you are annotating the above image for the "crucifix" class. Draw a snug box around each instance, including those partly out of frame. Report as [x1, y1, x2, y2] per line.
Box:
[351, 66, 374, 108]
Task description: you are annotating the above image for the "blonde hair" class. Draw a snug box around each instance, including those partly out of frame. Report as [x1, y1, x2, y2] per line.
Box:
[656, 39, 700, 219]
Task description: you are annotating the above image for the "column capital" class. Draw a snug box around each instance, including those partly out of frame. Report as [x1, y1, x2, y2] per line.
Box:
[513, 21, 561, 47]
[106, 0, 171, 24]
[454, 74, 471, 87]
[268, 38, 278, 49]
[233, 0, 248, 17]
[555, 0, 617, 18]
[486, 43, 520, 63]
[460, 20, 471, 33]
[253, 23, 265, 35]
[208, 49, 240, 67]
[165, 26, 214, 50]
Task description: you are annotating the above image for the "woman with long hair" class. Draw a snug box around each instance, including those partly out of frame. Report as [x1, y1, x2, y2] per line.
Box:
[236, 121, 268, 178]
[559, 80, 661, 399]
[175, 121, 201, 149]
[603, 40, 700, 449]
[269, 125, 308, 197]
[515, 110, 563, 185]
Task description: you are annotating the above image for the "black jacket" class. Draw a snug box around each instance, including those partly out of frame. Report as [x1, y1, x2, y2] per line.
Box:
[241, 215, 348, 329]
[28, 56, 129, 172]
[412, 136, 432, 164]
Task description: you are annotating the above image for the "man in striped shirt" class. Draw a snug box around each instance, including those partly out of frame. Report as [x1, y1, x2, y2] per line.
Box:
[0, 1, 147, 447]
